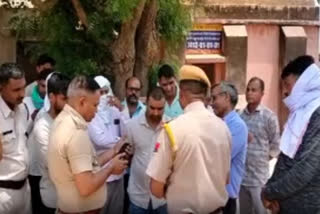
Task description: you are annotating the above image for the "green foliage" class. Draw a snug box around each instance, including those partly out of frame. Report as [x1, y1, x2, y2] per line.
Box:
[9, 12, 40, 38]
[149, 0, 191, 87]
[10, 0, 118, 75]
[157, 0, 191, 50]
[104, 0, 140, 22]
[9, 0, 191, 77]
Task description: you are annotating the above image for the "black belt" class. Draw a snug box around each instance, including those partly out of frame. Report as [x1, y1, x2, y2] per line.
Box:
[58, 208, 101, 214]
[0, 179, 26, 190]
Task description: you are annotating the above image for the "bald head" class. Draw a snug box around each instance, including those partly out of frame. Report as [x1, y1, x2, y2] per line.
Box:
[125, 77, 142, 89]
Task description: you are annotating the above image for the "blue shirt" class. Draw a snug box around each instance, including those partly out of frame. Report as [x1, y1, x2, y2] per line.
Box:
[224, 110, 248, 198]
[164, 88, 183, 119]
[121, 100, 146, 123]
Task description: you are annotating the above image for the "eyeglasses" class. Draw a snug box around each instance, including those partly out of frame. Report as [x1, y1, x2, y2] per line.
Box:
[211, 92, 226, 102]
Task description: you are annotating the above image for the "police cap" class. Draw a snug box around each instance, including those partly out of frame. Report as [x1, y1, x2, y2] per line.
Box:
[179, 65, 211, 88]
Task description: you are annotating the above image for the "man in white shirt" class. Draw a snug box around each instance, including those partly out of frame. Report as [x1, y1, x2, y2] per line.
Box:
[25, 68, 54, 214]
[88, 76, 127, 214]
[33, 73, 70, 213]
[0, 63, 31, 214]
[107, 76, 146, 214]
[127, 87, 167, 214]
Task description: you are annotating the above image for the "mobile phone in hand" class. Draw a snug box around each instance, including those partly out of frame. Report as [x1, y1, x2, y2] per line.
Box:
[118, 143, 129, 154]
[117, 143, 132, 162]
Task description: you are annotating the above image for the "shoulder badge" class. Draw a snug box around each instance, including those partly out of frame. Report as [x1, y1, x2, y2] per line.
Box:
[154, 142, 161, 153]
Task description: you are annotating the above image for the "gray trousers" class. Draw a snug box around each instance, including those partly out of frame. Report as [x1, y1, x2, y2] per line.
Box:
[100, 178, 124, 214]
[239, 185, 267, 214]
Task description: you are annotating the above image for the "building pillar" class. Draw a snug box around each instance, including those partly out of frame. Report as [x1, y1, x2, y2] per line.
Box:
[223, 25, 248, 94]
[279, 26, 307, 129]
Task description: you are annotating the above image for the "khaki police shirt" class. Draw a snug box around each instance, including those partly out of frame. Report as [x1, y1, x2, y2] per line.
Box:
[147, 101, 232, 214]
[48, 104, 106, 212]
[0, 95, 29, 181]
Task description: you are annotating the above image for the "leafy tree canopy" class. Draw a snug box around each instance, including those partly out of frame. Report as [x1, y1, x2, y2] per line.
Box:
[9, 0, 191, 77]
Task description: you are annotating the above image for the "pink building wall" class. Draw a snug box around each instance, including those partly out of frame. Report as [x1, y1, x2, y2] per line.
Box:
[186, 23, 319, 118]
[246, 24, 280, 114]
[305, 26, 319, 62]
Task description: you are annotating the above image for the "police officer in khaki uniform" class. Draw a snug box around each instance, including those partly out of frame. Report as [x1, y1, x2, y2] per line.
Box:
[147, 65, 232, 214]
[0, 63, 31, 214]
[48, 76, 128, 214]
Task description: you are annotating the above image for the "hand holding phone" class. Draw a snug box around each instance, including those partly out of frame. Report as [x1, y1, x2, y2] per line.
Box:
[117, 143, 133, 163]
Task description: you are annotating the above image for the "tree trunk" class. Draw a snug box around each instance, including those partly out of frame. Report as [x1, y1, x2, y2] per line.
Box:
[31, 0, 58, 11]
[70, 0, 88, 28]
[133, 0, 160, 95]
[111, 0, 147, 99]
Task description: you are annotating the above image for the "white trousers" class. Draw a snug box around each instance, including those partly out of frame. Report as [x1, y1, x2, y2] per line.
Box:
[0, 182, 31, 214]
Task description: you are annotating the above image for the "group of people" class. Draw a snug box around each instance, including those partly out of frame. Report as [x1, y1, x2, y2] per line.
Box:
[0, 54, 320, 214]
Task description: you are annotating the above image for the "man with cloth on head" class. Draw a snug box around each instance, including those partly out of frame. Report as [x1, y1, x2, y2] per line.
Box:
[147, 65, 231, 214]
[88, 75, 127, 214]
[261, 55, 320, 214]
[25, 68, 54, 214]
[33, 72, 70, 214]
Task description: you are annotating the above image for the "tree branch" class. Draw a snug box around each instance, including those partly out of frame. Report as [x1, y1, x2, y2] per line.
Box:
[70, 0, 88, 29]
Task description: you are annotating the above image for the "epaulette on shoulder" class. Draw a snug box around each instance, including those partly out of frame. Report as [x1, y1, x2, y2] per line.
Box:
[163, 122, 178, 155]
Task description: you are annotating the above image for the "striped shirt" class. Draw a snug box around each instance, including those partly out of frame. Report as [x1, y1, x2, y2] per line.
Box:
[240, 105, 280, 186]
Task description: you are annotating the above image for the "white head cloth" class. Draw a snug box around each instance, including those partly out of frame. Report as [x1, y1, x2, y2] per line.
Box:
[281, 63, 320, 158]
[43, 72, 56, 112]
[94, 75, 114, 124]
[94, 75, 113, 96]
